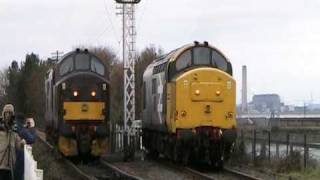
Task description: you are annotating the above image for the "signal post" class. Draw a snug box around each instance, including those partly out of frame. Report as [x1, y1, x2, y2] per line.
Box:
[115, 0, 141, 161]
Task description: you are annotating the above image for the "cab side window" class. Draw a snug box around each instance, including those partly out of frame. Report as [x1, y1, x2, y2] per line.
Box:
[143, 82, 146, 109]
[175, 50, 192, 71]
[59, 56, 73, 75]
[212, 50, 227, 72]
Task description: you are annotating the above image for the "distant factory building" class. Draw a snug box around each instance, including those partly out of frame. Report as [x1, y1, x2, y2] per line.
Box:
[251, 94, 281, 113]
[309, 104, 320, 111]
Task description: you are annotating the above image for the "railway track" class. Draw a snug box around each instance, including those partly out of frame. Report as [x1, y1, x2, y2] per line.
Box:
[107, 154, 263, 180]
[184, 166, 262, 180]
[36, 130, 140, 180]
[165, 161, 262, 180]
[223, 167, 262, 180]
[37, 130, 263, 180]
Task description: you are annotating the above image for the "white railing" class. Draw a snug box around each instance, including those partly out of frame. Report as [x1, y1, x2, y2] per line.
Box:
[24, 145, 43, 180]
[114, 125, 142, 153]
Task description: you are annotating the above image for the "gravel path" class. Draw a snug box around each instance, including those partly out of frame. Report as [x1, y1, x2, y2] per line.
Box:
[32, 134, 88, 180]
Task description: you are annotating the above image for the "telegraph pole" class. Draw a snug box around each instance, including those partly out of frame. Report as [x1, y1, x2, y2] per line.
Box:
[115, 0, 140, 160]
[50, 50, 64, 62]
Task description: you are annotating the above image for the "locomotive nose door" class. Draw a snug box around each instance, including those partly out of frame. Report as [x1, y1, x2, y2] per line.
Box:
[173, 67, 235, 130]
[191, 82, 224, 122]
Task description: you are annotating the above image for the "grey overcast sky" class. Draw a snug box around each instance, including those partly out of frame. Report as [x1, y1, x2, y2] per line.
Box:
[1, 0, 320, 105]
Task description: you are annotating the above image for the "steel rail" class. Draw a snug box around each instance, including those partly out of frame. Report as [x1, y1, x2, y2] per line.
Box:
[223, 166, 262, 180]
[36, 129, 97, 180]
[100, 160, 143, 180]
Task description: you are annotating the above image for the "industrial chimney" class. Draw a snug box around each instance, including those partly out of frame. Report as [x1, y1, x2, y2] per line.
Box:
[241, 65, 248, 113]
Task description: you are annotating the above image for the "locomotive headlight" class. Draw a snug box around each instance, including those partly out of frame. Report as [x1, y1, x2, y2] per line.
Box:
[91, 91, 96, 97]
[181, 110, 187, 117]
[216, 90, 221, 96]
[225, 112, 234, 119]
[195, 89, 200, 95]
[73, 91, 79, 97]
[62, 83, 66, 90]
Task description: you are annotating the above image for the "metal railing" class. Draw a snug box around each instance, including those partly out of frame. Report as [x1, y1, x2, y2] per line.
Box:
[112, 125, 142, 153]
[24, 145, 43, 180]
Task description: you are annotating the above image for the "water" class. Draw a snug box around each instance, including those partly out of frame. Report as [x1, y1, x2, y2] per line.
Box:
[243, 141, 320, 162]
[238, 114, 320, 118]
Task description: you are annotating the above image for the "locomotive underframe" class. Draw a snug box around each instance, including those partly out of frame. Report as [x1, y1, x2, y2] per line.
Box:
[143, 126, 236, 168]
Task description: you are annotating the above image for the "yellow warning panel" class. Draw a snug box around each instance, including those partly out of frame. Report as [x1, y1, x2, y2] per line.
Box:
[63, 102, 105, 121]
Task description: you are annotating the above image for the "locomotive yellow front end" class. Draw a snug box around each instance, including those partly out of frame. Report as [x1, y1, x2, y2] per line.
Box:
[142, 42, 236, 168]
[167, 68, 236, 132]
[63, 102, 105, 122]
[166, 43, 236, 167]
[60, 86, 109, 157]
[46, 49, 110, 158]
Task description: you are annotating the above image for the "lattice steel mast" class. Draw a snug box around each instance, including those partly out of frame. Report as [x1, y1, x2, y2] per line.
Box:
[115, 0, 140, 132]
[116, 0, 140, 160]
[123, 4, 135, 131]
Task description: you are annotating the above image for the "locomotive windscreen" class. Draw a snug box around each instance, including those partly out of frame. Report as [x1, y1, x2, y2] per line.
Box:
[193, 47, 211, 65]
[60, 56, 73, 75]
[57, 51, 107, 81]
[169, 47, 232, 80]
[75, 54, 90, 70]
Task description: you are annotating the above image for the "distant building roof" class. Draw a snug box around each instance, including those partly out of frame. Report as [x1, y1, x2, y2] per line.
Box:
[252, 94, 281, 112]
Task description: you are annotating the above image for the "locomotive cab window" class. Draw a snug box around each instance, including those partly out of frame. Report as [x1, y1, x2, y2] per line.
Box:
[59, 56, 74, 75]
[143, 82, 146, 109]
[91, 57, 105, 75]
[152, 79, 157, 94]
[168, 47, 232, 81]
[75, 54, 90, 70]
[193, 47, 210, 65]
[175, 50, 192, 71]
[212, 50, 227, 72]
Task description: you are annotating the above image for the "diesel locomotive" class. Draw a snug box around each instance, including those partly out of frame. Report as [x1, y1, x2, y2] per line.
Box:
[45, 49, 110, 157]
[142, 42, 236, 168]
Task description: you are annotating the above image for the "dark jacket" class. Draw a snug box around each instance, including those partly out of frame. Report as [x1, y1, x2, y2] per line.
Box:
[15, 127, 36, 180]
[17, 127, 36, 145]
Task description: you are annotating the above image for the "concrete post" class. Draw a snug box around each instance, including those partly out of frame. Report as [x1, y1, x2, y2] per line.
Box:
[241, 65, 248, 113]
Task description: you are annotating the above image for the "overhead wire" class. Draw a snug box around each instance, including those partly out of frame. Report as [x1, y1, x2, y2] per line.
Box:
[102, 0, 120, 42]
[86, 0, 121, 51]
[136, 0, 149, 38]
[102, 0, 122, 58]
[132, 0, 149, 55]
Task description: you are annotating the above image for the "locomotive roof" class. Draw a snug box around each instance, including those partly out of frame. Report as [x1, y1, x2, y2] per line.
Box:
[145, 42, 233, 78]
[52, 49, 109, 84]
[152, 42, 230, 64]
[57, 49, 102, 64]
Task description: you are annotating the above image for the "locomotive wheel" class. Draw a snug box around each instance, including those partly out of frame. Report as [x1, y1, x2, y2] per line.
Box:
[164, 142, 171, 159]
[210, 142, 224, 170]
[182, 144, 190, 166]
[223, 142, 232, 161]
[173, 143, 182, 163]
[148, 149, 159, 159]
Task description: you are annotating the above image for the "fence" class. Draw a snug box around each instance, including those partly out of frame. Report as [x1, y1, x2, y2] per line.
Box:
[111, 125, 142, 153]
[234, 129, 320, 169]
[24, 145, 43, 180]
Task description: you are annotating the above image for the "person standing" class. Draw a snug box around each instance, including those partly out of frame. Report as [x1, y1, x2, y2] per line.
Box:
[0, 104, 24, 180]
[15, 116, 36, 180]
